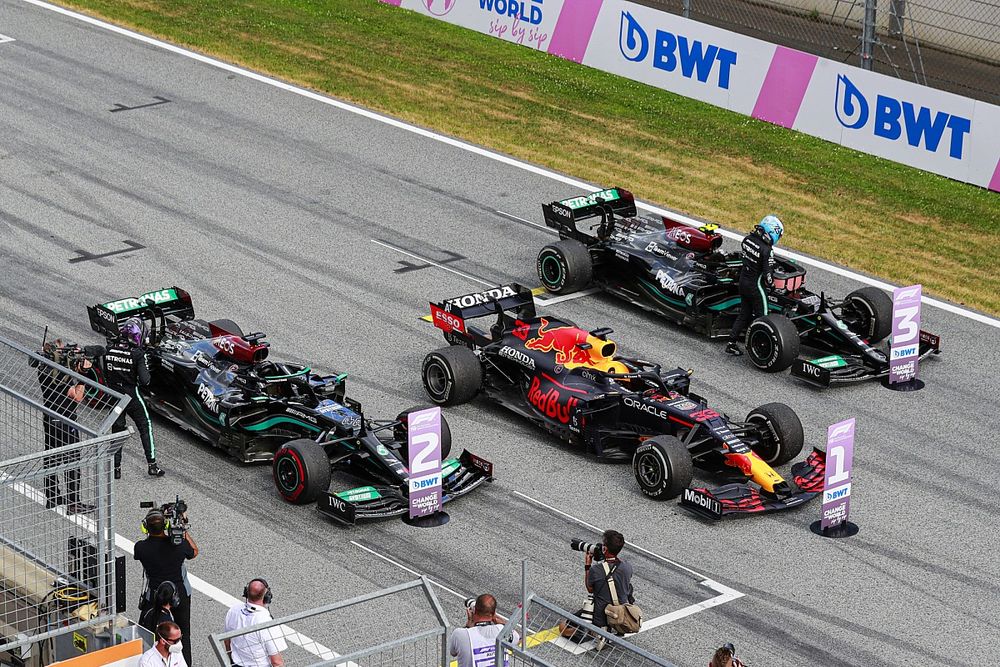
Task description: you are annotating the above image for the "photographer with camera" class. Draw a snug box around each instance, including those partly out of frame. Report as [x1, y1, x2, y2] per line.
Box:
[710, 643, 747, 667]
[448, 594, 516, 667]
[580, 530, 639, 640]
[104, 317, 164, 478]
[135, 505, 198, 666]
[35, 339, 93, 515]
[223, 579, 286, 667]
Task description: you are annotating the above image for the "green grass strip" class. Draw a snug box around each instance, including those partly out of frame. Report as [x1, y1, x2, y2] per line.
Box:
[56, 0, 1000, 316]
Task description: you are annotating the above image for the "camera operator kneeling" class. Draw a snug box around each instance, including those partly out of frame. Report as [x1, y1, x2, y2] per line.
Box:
[136, 509, 198, 667]
[584, 530, 637, 638]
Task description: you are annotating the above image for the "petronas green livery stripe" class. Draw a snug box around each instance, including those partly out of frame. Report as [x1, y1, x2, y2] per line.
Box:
[637, 278, 686, 307]
[242, 416, 322, 432]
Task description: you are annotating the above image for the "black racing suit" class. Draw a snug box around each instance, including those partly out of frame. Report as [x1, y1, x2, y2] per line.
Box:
[103, 341, 156, 467]
[36, 367, 81, 505]
[728, 229, 774, 343]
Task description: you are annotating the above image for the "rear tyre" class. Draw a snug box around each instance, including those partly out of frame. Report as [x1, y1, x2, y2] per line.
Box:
[843, 287, 893, 342]
[746, 314, 800, 372]
[745, 402, 804, 465]
[395, 407, 453, 461]
[422, 346, 483, 406]
[272, 439, 331, 505]
[537, 240, 593, 294]
[633, 435, 693, 500]
[211, 318, 245, 337]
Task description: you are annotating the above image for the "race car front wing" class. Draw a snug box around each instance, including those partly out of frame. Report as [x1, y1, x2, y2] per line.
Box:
[791, 331, 941, 387]
[317, 450, 494, 525]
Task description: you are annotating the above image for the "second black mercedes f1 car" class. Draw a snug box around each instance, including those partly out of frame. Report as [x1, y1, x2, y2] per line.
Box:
[421, 284, 825, 518]
[534, 188, 941, 386]
[87, 287, 492, 524]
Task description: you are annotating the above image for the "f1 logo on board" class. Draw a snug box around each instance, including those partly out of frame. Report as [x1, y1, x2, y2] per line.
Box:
[618, 11, 737, 90]
[834, 74, 971, 160]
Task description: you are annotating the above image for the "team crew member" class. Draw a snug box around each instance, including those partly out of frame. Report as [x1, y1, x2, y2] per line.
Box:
[103, 317, 163, 477]
[585, 530, 634, 635]
[138, 621, 187, 667]
[140, 581, 179, 635]
[449, 594, 516, 667]
[224, 579, 286, 667]
[726, 215, 784, 356]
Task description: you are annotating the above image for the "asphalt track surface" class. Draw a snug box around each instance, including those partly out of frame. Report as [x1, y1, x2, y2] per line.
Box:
[2, 2, 999, 665]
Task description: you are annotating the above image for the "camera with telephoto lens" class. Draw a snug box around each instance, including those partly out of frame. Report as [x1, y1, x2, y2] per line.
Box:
[32, 341, 101, 376]
[570, 539, 605, 561]
[140, 496, 190, 546]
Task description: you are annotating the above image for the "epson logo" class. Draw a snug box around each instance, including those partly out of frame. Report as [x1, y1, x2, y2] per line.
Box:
[96, 308, 115, 323]
[499, 346, 535, 370]
[551, 204, 572, 218]
[682, 488, 721, 515]
[445, 285, 517, 309]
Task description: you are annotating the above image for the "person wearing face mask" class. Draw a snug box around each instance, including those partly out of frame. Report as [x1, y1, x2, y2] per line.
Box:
[138, 621, 187, 667]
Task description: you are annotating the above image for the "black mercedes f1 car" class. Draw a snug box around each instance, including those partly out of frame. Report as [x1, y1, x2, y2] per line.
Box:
[421, 284, 825, 518]
[87, 288, 492, 524]
[535, 188, 941, 386]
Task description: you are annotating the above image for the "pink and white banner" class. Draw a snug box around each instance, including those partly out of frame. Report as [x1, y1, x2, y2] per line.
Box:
[383, 0, 1000, 192]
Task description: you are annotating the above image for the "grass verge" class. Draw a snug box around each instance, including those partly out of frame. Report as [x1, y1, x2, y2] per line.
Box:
[55, 0, 1000, 315]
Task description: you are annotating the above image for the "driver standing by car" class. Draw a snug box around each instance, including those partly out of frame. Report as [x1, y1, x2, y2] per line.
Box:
[726, 216, 783, 356]
[104, 317, 164, 478]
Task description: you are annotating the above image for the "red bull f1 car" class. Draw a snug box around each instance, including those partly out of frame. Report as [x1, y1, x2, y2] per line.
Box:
[87, 287, 492, 524]
[535, 188, 941, 386]
[421, 284, 825, 518]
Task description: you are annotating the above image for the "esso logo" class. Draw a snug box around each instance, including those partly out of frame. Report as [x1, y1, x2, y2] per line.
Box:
[431, 305, 466, 333]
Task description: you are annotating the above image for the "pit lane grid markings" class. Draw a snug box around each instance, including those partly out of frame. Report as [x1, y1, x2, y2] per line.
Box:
[21, 0, 994, 329]
[2, 471, 342, 663]
[0, 34, 15, 43]
[69, 239, 145, 264]
[514, 490, 745, 636]
[109, 95, 171, 113]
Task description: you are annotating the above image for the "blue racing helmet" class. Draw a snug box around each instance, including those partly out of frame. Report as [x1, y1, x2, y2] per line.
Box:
[119, 317, 144, 347]
[757, 215, 784, 245]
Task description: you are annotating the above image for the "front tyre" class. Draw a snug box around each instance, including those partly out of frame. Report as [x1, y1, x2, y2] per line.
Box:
[843, 286, 893, 342]
[272, 439, 331, 505]
[395, 406, 453, 461]
[421, 346, 483, 406]
[633, 435, 693, 500]
[745, 402, 804, 465]
[537, 240, 593, 294]
[746, 314, 800, 372]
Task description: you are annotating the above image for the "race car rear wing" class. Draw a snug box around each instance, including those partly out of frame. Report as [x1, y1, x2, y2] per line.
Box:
[430, 283, 535, 342]
[541, 187, 637, 240]
[88, 287, 195, 339]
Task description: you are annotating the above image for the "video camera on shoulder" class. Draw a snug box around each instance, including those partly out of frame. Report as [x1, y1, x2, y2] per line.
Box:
[140, 496, 190, 546]
[32, 338, 102, 376]
[570, 539, 604, 561]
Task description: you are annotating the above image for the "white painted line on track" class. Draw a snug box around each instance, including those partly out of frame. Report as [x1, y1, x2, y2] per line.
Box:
[535, 287, 601, 306]
[0, 33, 16, 43]
[5, 475, 338, 661]
[371, 239, 493, 287]
[350, 540, 467, 600]
[21, 0, 998, 329]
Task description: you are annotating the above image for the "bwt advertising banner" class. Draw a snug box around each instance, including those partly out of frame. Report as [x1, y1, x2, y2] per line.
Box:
[889, 284, 923, 385]
[407, 406, 443, 518]
[381, 0, 1000, 192]
[821, 418, 856, 531]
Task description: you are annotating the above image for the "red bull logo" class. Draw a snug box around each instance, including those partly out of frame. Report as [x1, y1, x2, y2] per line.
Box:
[525, 318, 619, 371]
[527, 375, 580, 424]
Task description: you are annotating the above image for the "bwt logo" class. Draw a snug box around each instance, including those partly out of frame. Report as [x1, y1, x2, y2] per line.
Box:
[619, 11, 737, 90]
[835, 74, 971, 160]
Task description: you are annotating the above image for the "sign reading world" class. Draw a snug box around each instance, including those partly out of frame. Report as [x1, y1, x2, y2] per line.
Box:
[407, 407, 443, 518]
[889, 284, 922, 385]
[821, 418, 856, 531]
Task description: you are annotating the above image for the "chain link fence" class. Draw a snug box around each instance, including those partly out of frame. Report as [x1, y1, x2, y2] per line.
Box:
[642, 0, 1000, 104]
[209, 578, 450, 667]
[0, 335, 129, 657]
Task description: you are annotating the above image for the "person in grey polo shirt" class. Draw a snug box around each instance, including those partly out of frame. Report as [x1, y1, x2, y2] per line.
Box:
[584, 530, 634, 635]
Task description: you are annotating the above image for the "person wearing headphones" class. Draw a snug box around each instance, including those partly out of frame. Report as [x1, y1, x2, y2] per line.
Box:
[224, 579, 286, 667]
[135, 509, 197, 667]
[726, 215, 784, 356]
[103, 317, 164, 477]
[139, 581, 179, 635]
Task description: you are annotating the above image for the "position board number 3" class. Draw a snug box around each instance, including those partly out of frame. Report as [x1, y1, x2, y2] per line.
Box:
[893, 306, 919, 346]
[0, 34, 15, 44]
[828, 445, 850, 485]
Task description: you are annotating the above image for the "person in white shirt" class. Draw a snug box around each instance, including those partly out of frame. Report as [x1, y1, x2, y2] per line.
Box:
[223, 578, 286, 667]
[138, 621, 187, 667]
[448, 594, 518, 667]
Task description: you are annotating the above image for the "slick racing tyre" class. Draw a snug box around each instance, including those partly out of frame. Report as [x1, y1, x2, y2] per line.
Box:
[272, 439, 331, 505]
[211, 318, 245, 337]
[395, 406, 453, 461]
[745, 402, 804, 465]
[633, 435, 693, 501]
[843, 286, 893, 342]
[422, 346, 483, 406]
[537, 239, 593, 294]
[746, 314, 800, 372]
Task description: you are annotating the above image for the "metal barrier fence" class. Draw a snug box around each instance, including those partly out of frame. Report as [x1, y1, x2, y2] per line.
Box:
[644, 0, 1000, 104]
[209, 578, 450, 667]
[0, 335, 129, 655]
[498, 595, 677, 667]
